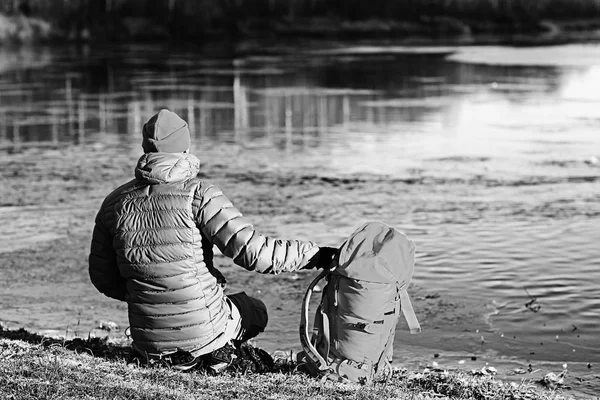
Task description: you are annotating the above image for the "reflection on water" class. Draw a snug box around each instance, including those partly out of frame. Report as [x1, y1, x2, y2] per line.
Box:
[0, 48, 563, 155]
[1, 44, 599, 360]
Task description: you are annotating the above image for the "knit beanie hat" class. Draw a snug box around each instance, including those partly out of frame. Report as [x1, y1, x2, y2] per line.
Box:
[142, 109, 191, 153]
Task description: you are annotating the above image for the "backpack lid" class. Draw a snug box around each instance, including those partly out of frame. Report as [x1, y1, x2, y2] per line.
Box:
[334, 221, 416, 285]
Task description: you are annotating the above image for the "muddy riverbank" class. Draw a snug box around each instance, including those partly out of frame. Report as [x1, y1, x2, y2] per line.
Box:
[1, 143, 598, 397]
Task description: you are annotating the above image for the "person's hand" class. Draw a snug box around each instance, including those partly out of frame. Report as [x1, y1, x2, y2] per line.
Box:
[316, 246, 338, 270]
[303, 246, 338, 270]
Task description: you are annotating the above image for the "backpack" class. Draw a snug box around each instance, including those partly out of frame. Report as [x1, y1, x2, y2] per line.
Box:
[298, 221, 421, 384]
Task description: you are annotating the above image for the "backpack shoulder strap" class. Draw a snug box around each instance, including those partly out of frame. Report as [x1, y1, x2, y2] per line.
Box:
[300, 268, 330, 371]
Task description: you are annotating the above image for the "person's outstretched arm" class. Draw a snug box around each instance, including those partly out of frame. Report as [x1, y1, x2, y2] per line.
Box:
[89, 209, 127, 301]
[194, 182, 332, 274]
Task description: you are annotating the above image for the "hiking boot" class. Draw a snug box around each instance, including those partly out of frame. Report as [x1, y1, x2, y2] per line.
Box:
[205, 343, 237, 374]
[171, 358, 199, 371]
[169, 350, 199, 371]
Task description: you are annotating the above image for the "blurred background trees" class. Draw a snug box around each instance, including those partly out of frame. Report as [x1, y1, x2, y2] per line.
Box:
[1, 0, 600, 42]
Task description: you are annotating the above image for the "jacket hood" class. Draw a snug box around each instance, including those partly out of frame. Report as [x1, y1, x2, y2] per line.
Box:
[134, 152, 200, 184]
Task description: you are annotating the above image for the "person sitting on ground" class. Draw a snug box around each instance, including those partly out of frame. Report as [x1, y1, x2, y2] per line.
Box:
[88, 109, 336, 370]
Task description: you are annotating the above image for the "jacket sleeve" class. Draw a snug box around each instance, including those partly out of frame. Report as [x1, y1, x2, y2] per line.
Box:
[89, 208, 126, 301]
[194, 183, 320, 274]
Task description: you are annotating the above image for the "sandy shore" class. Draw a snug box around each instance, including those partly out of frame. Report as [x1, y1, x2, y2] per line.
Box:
[1, 143, 597, 398]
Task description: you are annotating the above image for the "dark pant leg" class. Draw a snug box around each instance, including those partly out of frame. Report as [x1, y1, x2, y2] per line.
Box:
[227, 292, 268, 345]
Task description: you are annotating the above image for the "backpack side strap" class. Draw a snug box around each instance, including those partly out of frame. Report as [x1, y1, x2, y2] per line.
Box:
[399, 288, 421, 334]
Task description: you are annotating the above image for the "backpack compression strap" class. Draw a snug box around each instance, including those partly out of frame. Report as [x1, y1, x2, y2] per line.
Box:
[400, 288, 421, 334]
[299, 269, 373, 383]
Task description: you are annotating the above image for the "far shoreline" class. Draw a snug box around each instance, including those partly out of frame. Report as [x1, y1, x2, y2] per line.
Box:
[2, 12, 600, 49]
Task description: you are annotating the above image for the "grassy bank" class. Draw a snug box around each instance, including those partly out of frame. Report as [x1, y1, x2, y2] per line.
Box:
[2, 0, 600, 44]
[0, 326, 572, 400]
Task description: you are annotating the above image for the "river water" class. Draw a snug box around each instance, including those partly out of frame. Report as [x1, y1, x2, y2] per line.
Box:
[1, 43, 599, 375]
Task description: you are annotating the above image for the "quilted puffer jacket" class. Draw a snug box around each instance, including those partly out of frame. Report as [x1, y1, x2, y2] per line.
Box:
[89, 152, 319, 355]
